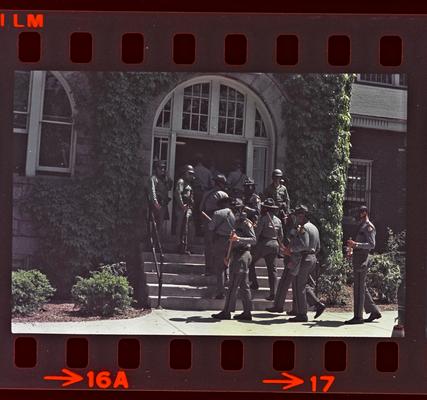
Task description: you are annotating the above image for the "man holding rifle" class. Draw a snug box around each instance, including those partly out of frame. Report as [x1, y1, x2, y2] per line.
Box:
[263, 169, 291, 228]
[248, 198, 284, 300]
[174, 164, 195, 255]
[212, 199, 257, 321]
[207, 193, 236, 299]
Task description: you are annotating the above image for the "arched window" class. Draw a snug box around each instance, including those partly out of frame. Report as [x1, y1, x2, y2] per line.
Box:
[13, 71, 75, 176]
[152, 76, 273, 191]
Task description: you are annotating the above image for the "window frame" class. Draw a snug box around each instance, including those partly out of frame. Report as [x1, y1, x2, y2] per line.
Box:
[14, 71, 76, 177]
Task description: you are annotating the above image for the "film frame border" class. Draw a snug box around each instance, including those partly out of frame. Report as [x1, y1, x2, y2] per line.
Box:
[0, 11, 425, 393]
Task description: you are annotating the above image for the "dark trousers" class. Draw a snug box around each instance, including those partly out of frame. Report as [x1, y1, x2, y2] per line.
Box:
[291, 277, 321, 310]
[176, 208, 192, 250]
[352, 252, 380, 319]
[203, 219, 214, 274]
[223, 251, 253, 314]
[294, 255, 317, 316]
[212, 235, 229, 296]
[273, 267, 295, 310]
[249, 241, 279, 296]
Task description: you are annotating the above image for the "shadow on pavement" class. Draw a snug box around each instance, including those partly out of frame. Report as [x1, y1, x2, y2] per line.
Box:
[252, 313, 284, 319]
[169, 316, 221, 323]
[302, 320, 346, 328]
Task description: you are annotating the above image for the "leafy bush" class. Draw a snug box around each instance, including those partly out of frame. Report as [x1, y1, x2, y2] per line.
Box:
[317, 256, 351, 305]
[367, 228, 405, 303]
[71, 264, 133, 316]
[12, 269, 56, 316]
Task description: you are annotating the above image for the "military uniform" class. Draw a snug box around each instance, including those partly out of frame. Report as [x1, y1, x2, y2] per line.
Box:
[227, 169, 248, 198]
[243, 192, 261, 224]
[263, 183, 291, 215]
[174, 177, 194, 253]
[351, 219, 381, 320]
[147, 173, 173, 234]
[220, 216, 256, 317]
[200, 185, 227, 274]
[208, 207, 236, 297]
[249, 211, 283, 298]
[291, 221, 320, 317]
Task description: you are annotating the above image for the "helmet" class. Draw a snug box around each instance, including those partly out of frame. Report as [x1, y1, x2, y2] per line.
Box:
[272, 169, 283, 178]
[243, 178, 256, 186]
[214, 191, 229, 201]
[183, 164, 195, 174]
[294, 204, 309, 215]
[261, 198, 279, 210]
[213, 174, 227, 185]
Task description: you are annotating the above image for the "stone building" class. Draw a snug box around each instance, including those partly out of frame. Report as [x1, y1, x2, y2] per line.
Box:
[12, 72, 407, 268]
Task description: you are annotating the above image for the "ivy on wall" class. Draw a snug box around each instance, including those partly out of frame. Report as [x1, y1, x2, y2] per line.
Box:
[276, 73, 354, 303]
[24, 72, 353, 304]
[24, 72, 178, 303]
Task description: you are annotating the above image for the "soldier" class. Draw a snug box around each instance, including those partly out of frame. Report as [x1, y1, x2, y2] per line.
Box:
[212, 199, 257, 320]
[263, 169, 291, 228]
[248, 198, 284, 300]
[266, 209, 325, 319]
[242, 178, 261, 224]
[208, 193, 236, 299]
[200, 174, 228, 275]
[146, 160, 173, 235]
[193, 155, 212, 236]
[174, 164, 195, 255]
[345, 205, 382, 324]
[283, 205, 321, 322]
[227, 160, 248, 198]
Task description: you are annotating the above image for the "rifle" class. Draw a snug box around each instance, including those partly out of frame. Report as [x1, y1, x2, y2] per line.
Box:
[182, 206, 191, 253]
[148, 208, 164, 308]
[201, 211, 212, 221]
[223, 229, 236, 269]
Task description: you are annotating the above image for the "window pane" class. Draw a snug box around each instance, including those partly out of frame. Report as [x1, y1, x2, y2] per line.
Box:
[192, 98, 200, 113]
[14, 113, 28, 130]
[14, 71, 30, 113]
[201, 99, 209, 115]
[183, 97, 191, 112]
[226, 118, 235, 134]
[218, 117, 226, 133]
[235, 119, 243, 135]
[220, 85, 227, 99]
[182, 113, 190, 129]
[228, 88, 236, 100]
[191, 115, 198, 130]
[253, 147, 267, 190]
[43, 72, 72, 122]
[14, 132, 28, 175]
[200, 116, 208, 132]
[236, 102, 244, 118]
[38, 122, 72, 168]
[227, 102, 235, 117]
[202, 83, 210, 97]
[219, 100, 227, 116]
[193, 83, 201, 96]
[163, 111, 171, 127]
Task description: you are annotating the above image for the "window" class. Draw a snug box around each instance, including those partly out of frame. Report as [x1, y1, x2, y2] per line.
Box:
[218, 85, 245, 135]
[13, 71, 75, 176]
[343, 159, 372, 219]
[255, 108, 267, 138]
[357, 73, 407, 88]
[156, 98, 172, 129]
[253, 147, 267, 192]
[182, 83, 210, 132]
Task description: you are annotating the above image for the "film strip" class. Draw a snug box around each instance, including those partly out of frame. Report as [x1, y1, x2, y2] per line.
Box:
[0, 11, 426, 395]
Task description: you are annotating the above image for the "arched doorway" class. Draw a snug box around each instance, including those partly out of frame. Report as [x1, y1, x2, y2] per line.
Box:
[151, 75, 275, 234]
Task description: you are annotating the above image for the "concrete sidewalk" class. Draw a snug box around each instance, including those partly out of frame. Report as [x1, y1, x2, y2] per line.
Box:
[12, 309, 397, 337]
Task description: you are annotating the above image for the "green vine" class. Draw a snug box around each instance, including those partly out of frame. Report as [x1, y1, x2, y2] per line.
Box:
[24, 72, 178, 300]
[276, 73, 354, 303]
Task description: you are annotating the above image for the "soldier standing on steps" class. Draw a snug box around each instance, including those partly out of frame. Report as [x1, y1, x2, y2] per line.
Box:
[200, 174, 228, 275]
[208, 193, 236, 299]
[242, 178, 261, 225]
[248, 198, 284, 300]
[174, 164, 195, 255]
[212, 199, 256, 321]
[263, 169, 291, 228]
[146, 159, 173, 236]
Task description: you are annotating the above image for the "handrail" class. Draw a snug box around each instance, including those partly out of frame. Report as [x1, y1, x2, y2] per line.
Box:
[148, 209, 164, 308]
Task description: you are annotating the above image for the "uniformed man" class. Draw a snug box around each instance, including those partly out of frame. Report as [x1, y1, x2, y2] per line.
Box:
[174, 164, 195, 255]
[266, 209, 325, 319]
[345, 205, 382, 324]
[200, 174, 228, 275]
[279, 205, 320, 322]
[212, 199, 256, 320]
[193, 155, 212, 236]
[248, 198, 284, 300]
[227, 160, 248, 198]
[208, 194, 236, 299]
[243, 178, 261, 224]
[146, 160, 173, 235]
[263, 169, 291, 228]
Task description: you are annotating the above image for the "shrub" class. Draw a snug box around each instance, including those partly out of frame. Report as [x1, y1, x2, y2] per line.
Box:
[366, 228, 405, 303]
[317, 256, 351, 305]
[12, 269, 56, 316]
[71, 264, 133, 316]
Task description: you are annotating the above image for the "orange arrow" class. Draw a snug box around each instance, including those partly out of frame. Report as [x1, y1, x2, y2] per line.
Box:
[263, 372, 305, 390]
[44, 368, 84, 387]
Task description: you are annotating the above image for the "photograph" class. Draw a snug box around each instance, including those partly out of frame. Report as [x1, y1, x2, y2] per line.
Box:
[10, 71, 407, 337]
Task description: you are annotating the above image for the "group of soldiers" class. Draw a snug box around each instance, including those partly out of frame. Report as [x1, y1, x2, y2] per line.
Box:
[147, 157, 382, 324]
